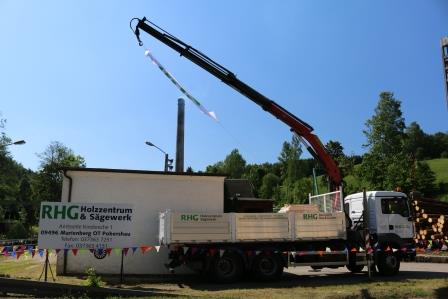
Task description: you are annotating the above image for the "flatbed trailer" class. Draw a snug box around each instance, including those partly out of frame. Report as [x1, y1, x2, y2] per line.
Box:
[158, 192, 415, 283]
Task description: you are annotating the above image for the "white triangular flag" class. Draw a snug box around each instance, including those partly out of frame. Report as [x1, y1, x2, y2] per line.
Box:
[219, 249, 225, 257]
[392, 248, 398, 253]
[155, 246, 160, 253]
[325, 247, 331, 253]
[359, 247, 365, 252]
[183, 247, 188, 254]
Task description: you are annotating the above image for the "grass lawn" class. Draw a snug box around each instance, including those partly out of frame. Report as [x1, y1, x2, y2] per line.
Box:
[427, 158, 448, 201]
[0, 256, 447, 298]
[427, 158, 448, 184]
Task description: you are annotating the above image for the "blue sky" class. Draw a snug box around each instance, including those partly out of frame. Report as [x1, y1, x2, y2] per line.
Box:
[1, 0, 447, 172]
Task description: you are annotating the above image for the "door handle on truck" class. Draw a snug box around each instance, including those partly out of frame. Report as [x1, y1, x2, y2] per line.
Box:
[389, 225, 394, 230]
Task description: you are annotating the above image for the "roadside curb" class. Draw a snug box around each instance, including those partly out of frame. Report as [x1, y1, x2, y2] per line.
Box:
[415, 254, 448, 263]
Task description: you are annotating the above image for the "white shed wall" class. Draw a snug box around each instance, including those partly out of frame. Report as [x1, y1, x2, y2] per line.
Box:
[56, 169, 225, 275]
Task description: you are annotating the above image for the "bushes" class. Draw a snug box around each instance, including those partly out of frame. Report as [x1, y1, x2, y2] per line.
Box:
[6, 222, 28, 239]
[84, 267, 103, 287]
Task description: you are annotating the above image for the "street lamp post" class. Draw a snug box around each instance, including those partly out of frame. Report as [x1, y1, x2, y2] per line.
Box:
[145, 141, 173, 172]
[3, 140, 26, 146]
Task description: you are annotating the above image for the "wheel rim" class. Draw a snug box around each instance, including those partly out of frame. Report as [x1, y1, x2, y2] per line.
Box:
[258, 256, 276, 275]
[385, 254, 398, 268]
[217, 258, 234, 276]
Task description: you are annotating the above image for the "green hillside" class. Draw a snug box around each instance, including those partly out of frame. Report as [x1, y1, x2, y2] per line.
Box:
[426, 158, 448, 184]
[426, 158, 448, 201]
[339, 159, 448, 201]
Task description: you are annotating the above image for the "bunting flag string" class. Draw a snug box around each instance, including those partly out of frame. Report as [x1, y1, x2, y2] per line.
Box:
[144, 49, 218, 122]
[0, 242, 437, 261]
[123, 248, 129, 256]
[140, 246, 153, 254]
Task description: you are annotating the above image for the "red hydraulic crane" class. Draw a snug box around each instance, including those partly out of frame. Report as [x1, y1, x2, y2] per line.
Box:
[131, 17, 342, 189]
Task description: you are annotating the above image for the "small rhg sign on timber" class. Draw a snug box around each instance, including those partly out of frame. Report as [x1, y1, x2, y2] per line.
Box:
[38, 202, 135, 249]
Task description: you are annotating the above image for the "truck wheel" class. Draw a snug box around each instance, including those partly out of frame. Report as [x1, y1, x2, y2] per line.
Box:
[251, 253, 284, 281]
[346, 264, 364, 273]
[211, 252, 244, 283]
[377, 252, 400, 276]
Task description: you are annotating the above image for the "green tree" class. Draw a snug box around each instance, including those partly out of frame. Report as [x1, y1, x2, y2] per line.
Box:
[363, 92, 406, 157]
[223, 149, 246, 178]
[18, 176, 38, 226]
[359, 92, 408, 190]
[243, 164, 266, 197]
[259, 173, 280, 199]
[206, 149, 246, 179]
[404, 122, 427, 160]
[325, 140, 345, 160]
[276, 178, 312, 205]
[205, 161, 225, 174]
[278, 135, 303, 182]
[412, 161, 436, 196]
[34, 141, 86, 202]
[0, 113, 32, 225]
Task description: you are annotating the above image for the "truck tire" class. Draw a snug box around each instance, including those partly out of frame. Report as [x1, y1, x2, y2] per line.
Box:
[210, 252, 244, 283]
[251, 253, 284, 281]
[377, 252, 400, 276]
[346, 264, 364, 273]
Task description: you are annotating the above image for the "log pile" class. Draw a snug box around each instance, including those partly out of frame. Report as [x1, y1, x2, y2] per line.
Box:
[411, 194, 448, 243]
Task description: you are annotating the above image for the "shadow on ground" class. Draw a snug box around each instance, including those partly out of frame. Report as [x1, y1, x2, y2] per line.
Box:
[435, 287, 448, 299]
[98, 269, 448, 293]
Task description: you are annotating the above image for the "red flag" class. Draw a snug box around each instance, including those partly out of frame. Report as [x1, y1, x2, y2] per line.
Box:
[105, 248, 112, 256]
[123, 248, 129, 256]
[140, 246, 153, 254]
[72, 249, 78, 256]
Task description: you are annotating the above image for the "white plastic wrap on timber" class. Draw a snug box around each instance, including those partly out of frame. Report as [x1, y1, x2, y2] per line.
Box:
[295, 212, 346, 240]
[160, 210, 347, 244]
[278, 204, 319, 213]
[235, 213, 290, 241]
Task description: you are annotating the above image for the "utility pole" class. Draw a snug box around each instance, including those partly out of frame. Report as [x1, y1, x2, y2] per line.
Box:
[175, 98, 185, 172]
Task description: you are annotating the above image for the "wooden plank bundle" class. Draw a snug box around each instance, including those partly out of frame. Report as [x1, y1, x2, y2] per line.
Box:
[410, 193, 448, 243]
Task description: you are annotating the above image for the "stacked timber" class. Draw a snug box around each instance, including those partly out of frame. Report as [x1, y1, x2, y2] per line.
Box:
[410, 193, 448, 243]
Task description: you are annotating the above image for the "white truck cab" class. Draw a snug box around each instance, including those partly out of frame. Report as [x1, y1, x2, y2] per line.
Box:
[345, 191, 414, 244]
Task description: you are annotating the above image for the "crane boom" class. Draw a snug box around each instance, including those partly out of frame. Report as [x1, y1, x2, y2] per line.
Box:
[133, 17, 342, 188]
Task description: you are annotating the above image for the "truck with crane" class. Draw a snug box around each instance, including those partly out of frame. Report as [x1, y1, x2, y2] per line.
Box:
[130, 17, 416, 282]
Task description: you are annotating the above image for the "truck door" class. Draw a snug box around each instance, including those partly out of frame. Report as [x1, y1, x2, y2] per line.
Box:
[380, 197, 414, 239]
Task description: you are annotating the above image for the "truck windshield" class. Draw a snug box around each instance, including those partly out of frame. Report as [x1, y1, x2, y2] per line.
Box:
[381, 197, 410, 217]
